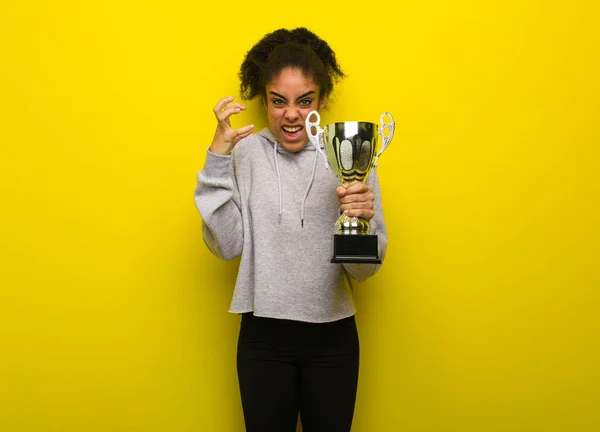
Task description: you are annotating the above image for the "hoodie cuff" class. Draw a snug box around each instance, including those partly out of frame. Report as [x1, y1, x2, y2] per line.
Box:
[202, 148, 232, 179]
[369, 218, 378, 235]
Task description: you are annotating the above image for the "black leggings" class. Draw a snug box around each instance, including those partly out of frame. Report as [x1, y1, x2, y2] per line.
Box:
[237, 313, 360, 432]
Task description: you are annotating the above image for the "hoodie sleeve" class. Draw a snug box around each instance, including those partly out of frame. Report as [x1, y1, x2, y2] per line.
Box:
[194, 149, 244, 261]
[342, 169, 388, 281]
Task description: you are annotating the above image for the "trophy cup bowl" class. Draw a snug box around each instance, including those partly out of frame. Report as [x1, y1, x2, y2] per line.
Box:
[306, 110, 395, 263]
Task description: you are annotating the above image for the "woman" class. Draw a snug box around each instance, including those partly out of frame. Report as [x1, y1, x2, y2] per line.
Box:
[195, 27, 388, 432]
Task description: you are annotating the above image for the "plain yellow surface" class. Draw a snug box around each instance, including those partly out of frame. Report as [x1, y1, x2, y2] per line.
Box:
[1, 1, 599, 431]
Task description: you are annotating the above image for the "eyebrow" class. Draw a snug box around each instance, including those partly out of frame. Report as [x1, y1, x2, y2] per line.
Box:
[269, 91, 316, 101]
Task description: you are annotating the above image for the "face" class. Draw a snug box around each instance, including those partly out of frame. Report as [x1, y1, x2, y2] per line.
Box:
[265, 68, 325, 153]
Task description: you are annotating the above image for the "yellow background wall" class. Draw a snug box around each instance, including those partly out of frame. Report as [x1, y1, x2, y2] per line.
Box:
[1, 1, 599, 431]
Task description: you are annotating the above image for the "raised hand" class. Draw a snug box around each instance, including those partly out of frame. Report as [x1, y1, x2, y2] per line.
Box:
[209, 96, 254, 155]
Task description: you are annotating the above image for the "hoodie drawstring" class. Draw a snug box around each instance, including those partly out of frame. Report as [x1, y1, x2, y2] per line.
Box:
[273, 140, 320, 227]
[273, 141, 283, 224]
[300, 150, 319, 227]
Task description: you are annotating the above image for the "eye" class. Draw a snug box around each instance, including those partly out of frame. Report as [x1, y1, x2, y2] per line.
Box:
[298, 99, 313, 107]
[272, 99, 285, 106]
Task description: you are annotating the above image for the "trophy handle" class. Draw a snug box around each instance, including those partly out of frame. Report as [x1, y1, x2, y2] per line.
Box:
[374, 112, 395, 168]
[305, 110, 329, 169]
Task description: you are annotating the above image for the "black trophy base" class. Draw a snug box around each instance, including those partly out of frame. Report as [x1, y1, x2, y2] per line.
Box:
[331, 234, 381, 264]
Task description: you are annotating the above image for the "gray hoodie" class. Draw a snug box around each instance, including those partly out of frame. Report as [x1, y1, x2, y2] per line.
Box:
[194, 128, 388, 323]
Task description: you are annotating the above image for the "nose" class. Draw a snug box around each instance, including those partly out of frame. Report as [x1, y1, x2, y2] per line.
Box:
[284, 106, 300, 122]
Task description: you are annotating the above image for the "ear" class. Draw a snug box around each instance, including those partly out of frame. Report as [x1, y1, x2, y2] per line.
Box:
[318, 95, 327, 110]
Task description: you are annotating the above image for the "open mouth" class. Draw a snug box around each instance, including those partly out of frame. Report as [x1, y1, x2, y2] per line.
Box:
[281, 126, 303, 140]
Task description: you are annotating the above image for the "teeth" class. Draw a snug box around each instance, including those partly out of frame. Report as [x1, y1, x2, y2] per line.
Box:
[283, 126, 301, 133]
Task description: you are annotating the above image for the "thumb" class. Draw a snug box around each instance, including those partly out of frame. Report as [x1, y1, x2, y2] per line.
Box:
[232, 124, 255, 145]
[235, 124, 254, 136]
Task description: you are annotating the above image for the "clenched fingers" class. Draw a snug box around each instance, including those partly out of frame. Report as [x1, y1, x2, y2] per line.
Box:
[337, 183, 374, 203]
[339, 190, 375, 205]
[213, 97, 246, 121]
[216, 104, 246, 122]
[336, 181, 376, 221]
[343, 208, 375, 221]
[213, 96, 234, 114]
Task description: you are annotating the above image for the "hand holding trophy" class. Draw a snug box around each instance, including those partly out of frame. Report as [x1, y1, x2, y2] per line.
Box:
[306, 110, 395, 263]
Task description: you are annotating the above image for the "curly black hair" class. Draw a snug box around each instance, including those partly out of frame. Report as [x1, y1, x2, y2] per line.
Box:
[239, 28, 345, 101]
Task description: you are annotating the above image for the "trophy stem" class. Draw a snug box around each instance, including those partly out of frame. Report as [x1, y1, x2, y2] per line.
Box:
[336, 214, 370, 235]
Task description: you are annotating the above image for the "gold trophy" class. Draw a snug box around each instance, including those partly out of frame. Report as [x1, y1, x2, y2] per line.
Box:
[306, 110, 395, 263]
